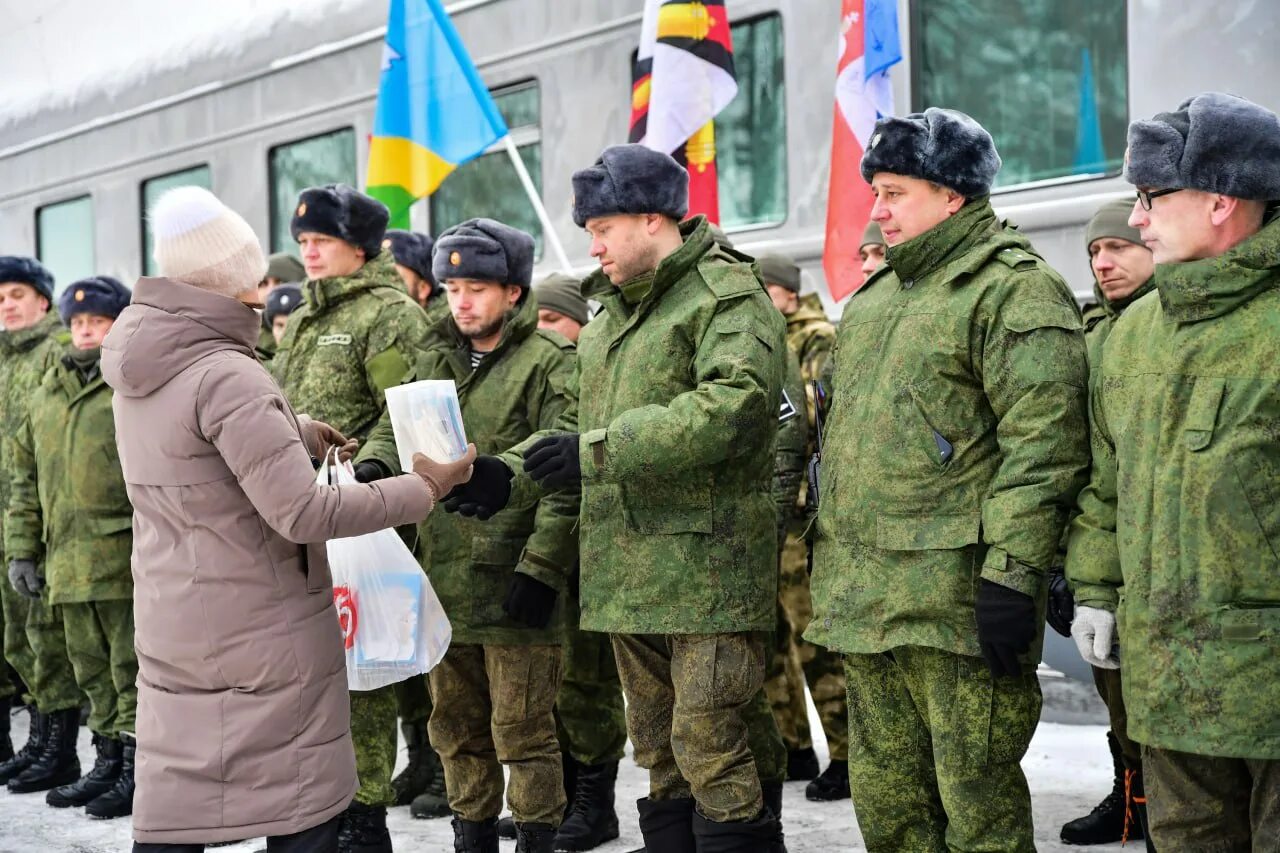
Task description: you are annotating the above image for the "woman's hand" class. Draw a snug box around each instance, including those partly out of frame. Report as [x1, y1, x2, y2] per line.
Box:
[305, 419, 359, 463]
[412, 444, 478, 502]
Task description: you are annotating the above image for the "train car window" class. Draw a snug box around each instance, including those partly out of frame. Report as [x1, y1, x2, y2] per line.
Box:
[912, 0, 1128, 189]
[430, 81, 543, 258]
[269, 128, 358, 253]
[36, 195, 94, 297]
[141, 166, 212, 275]
[718, 12, 787, 228]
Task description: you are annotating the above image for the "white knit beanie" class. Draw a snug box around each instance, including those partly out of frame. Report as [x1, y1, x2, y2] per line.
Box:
[149, 186, 268, 298]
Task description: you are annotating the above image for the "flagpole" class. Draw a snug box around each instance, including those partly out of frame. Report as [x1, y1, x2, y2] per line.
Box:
[502, 135, 573, 273]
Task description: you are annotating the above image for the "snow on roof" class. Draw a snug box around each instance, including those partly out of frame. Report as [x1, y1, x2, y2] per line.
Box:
[0, 0, 377, 125]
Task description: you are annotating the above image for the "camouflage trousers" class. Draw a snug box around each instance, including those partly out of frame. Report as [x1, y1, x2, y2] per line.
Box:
[765, 529, 849, 760]
[1143, 746, 1280, 852]
[0, 580, 79, 713]
[557, 581, 626, 766]
[1092, 664, 1141, 771]
[844, 646, 1040, 852]
[351, 685, 398, 806]
[612, 632, 769, 823]
[61, 599, 137, 737]
[395, 673, 431, 726]
[428, 643, 565, 825]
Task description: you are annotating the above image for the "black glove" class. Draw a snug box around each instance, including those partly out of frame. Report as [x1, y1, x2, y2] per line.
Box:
[8, 559, 42, 599]
[353, 460, 391, 483]
[522, 434, 581, 489]
[441, 455, 513, 520]
[975, 578, 1037, 678]
[502, 573, 559, 629]
[1046, 569, 1075, 639]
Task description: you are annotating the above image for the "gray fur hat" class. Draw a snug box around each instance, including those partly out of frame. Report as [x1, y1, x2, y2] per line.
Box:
[0, 256, 54, 303]
[383, 229, 436, 287]
[860, 107, 1002, 198]
[572, 144, 689, 227]
[432, 218, 535, 289]
[1124, 92, 1280, 200]
[58, 276, 130, 324]
[290, 184, 389, 260]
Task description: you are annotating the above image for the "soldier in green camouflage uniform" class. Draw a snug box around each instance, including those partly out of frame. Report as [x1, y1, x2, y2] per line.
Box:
[256, 252, 305, 360]
[758, 254, 850, 799]
[813, 110, 1089, 851]
[447, 146, 788, 852]
[7, 276, 139, 813]
[0, 258, 82, 788]
[271, 184, 428, 851]
[1066, 92, 1280, 851]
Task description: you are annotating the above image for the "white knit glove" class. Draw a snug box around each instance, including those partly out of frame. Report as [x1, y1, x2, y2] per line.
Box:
[1072, 605, 1120, 670]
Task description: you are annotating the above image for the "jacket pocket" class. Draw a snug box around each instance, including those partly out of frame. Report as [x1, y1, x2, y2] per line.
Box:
[470, 536, 524, 625]
[622, 480, 713, 535]
[88, 515, 133, 537]
[303, 543, 332, 593]
[1184, 377, 1225, 451]
[875, 512, 981, 551]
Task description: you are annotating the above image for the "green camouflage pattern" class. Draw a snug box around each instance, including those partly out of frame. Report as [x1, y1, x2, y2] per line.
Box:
[504, 217, 785, 635]
[1066, 214, 1280, 759]
[427, 643, 564, 825]
[25, 595, 80, 714]
[772, 345, 807, 543]
[809, 199, 1090, 660]
[271, 253, 428, 441]
[395, 674, 431, 726]
[1142, 746, 1280, 850]
[6, 347, 133, 604]
[766, 598, 812, 752]
[743, 685, 786, 786]
[557, 571, 626, 766]
[785, 294, 835, 436]
[62, 599, 137, 737]
[351, 686, 398, 806]
[361, 296, 578, 646]
[255, 325, 276, 363]
[611, 631, 766, 823]
[844, 646, 1040, 852]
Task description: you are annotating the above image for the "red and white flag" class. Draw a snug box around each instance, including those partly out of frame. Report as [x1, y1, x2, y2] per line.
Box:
[630, 0, 738, 223]
[823, 0, 900, 301]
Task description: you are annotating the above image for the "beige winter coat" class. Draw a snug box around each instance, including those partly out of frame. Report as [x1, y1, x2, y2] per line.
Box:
[102, 277, 434, 845]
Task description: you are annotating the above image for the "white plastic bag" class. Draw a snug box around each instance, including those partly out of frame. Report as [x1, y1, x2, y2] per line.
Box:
[383, 380, 469, 472]
[317, 452, 451, 691]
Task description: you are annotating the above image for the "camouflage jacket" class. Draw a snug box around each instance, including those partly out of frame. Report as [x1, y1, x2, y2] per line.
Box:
[774, 344, 808, 534]
[0, 313, 69, 556]
[361, 297, 578, 646]
[809, 199, 1090, 659]
[785, 295, 834, 514]
[271, 254, 427, 440]
[6, 349, 132, 604]
[256, 324, 276, 363]
[1066, 215, 1280, 759]
[504, 217, 786, 634]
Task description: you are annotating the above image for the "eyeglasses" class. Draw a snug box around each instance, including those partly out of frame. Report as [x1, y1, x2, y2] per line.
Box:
[1136, 188, 1183, 210]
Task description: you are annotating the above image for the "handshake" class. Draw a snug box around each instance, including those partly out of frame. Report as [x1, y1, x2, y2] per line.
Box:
[417, 432, 583, 521]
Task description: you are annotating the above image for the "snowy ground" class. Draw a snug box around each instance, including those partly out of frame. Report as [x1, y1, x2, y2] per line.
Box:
[0, 694, 1120, 853]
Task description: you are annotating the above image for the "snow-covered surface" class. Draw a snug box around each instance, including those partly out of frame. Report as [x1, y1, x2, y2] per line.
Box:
[0, 698, 1123, 852]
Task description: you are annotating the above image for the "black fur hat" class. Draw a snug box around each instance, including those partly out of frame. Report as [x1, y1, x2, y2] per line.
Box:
[264, 283, 305, 326]
[383, 230, 436, 287]
[1125, 92, 1280, 200]
[58, 276, 130, 324]
[571, 144, 689, 227]
[860, 108, 1002, 198]
[432, 219, 535, 289]
[0, 256, 54, 303]
[289, 184, 389, 260]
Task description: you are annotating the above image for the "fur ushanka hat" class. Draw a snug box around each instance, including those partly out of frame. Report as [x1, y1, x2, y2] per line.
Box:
[860, 107, 1002, 198]
[571, 144, 690, 227]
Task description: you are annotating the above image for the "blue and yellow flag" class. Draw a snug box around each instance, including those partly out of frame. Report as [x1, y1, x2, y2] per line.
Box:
[366, 0, 508, 228]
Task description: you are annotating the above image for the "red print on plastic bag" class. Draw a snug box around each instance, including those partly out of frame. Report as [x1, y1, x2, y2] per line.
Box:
[334, 585, 358, 650]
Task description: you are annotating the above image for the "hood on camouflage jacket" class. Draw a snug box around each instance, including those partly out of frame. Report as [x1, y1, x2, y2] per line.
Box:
[4, 347, 133, 605]
[360, 295, 579, 646]
[101, 276, 433, 845]
[1067, 213, 1280, 759]
[271, 253, 428, 441]
[809, 199, 1089, 660]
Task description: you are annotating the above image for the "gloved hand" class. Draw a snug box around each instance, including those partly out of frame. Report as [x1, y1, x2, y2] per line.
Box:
[502, 573, 559, 629]
[412, 445, 477, 502]
[8, 559, 42, 599]
[305, 420, 359, 463]
[440, 454, 512, 520]
[975, 578, 1037, 678]
[353, 460, 391, 483]
[1072, 605, 1120, 670]
[1046, 569, 1075, 638]
[522, 434, 581, 489]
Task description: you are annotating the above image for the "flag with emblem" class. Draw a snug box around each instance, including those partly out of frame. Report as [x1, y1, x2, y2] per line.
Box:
[629, 0, 738, 224]
[823, 0, 901, 301]
[365, 0, 508, 229]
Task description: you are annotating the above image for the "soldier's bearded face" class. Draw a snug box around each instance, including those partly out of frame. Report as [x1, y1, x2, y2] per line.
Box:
[586, 214, 663, 284]
[446, 278, 521, 342]
[869, 174, 966, 246]
[0, 282, 49, 331]
[1089, 237, 1153, 302]
[297, 233, 365, 280]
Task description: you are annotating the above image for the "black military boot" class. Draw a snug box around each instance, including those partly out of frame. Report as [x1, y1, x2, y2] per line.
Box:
[47, 734, 123, 807]
[84, 733, 135, 819]
[1060, 731, 1142, 845]
[635, 797, 696, 853]
[0, 706, 11, 764]
[553, 760, 620, 850]
[691, 808, 785, 853]
[0, 706, 43, 784]
[785, 747, 819, 781]
[452, 815, 499, 853]
[803, 758, 849, 801]
[761, 782, 788, 853]
[337, 801, 393, 852]
[8, 707, 80, 793]
[497, 816, 517, 839]
[409, 751, 451, 819]
[392, 720, 437, 806]
[514, 822, 556, 853]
